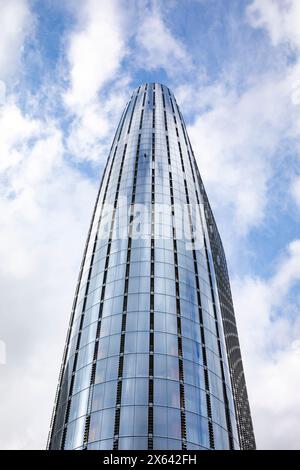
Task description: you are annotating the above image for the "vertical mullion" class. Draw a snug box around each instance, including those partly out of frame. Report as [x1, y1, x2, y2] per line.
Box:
[127, 88, 139, 135]
[148, 83, 155, 449]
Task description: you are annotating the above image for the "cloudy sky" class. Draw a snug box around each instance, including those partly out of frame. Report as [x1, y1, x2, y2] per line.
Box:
[0, 0, 299, 450]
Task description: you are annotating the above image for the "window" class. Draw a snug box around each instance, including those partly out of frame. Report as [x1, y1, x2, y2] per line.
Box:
[101, 408, 115, 440]
[122, 378, 148, 406]
[153, 406, 167, 437]
[119, 406, 134, 436]
[103, 381, 117, 408]
[89, 411, 102, 442]
[92, 383, 104, 411]
[134, 406, 148, 435]
[167, 408, 181, 439]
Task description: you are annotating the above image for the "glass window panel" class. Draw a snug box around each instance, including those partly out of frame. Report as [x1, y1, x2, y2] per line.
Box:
[154, 379, 167, 406]
[136, 353, 149, 377]
[186, 411, 199, 445]
[211, 396, 227, 429]
[139, 293, 150, 311]
[166, 314, 177, 335]
[101, 408, 115, 440]
[64, 420, 75, 450]
[154, 354, 166, 378]
[125, 332, 136, 353]
[76, 342, 95, 370]
[139, 277, 150, 293]
[167, 408, 181, 439]
[154, 294, 165, 312]
[184, 384, 207, 416]
[110, 314, 122, 335]
[100, 317, 111, 338]
[89, 411, 102, 442]
[119, 437, 134, 449]
[103, 381, 117, 408]
[133, 437, 148, 449]
[127, 294, 139, 312]
[112, 295, 123, 314]
[126, 312, 138, 331]
[165, 263, 175, 279]
[121, 378, 135, 406]
[153, 438, 168, 449]
[119, 406, 134, 436]
[137, 332, 149, 353]
[167, 380, 180, 408]
[167, 356, 179, 380]
[128, 277, 139, 294]
[73, 416, 85, 449]
[153, 406, 167, 437]
[165, 295, 176, 314]
[73, 363, 92, 394]
[108, 334, 121, 356]
[166, 334, 178, 356]
[95, 359, 106, 384]
[134, 378, 148, 405]
[106, 356, 119, 381]
[138, 311, 149, 330]
[99, 439, 113, 450]
[123, 353, 135, 378]
[155, 312, 165, 332]
[102, 298, 113, 318]
[98, 337, 109, 359]
[134, 406, 148, 435]
[92, 383, 104, 411]
[87, 441, 99, 450]
[167, 439, 182, 450]
[154, 332, 166, 354]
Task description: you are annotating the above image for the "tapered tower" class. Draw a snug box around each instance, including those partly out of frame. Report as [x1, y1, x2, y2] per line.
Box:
[48, 83, 255, 450]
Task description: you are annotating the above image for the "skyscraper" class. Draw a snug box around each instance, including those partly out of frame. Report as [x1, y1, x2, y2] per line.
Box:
[48, 83, 255, 450]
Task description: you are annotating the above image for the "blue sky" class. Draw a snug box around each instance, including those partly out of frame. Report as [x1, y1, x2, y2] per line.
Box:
[0, 0, 300, 449]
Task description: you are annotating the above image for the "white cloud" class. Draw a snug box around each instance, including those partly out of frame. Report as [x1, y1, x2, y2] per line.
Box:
[233, 240, 300, 449]
[0, 0, 33, 81]
[135, 7, 192, 74]
[0, 100, 41, 173]
[247, 1, 300, 216]
[63, 0, 194, 163]
[0, 0, 300, 451]
[62, 0, 132, 162]
[247, 0, 300, 49]
[66, 77, 131, 162]
[0, 100, 96, 449]
[186, 71, 299, 234]
[174, 1, 300, 237]
[63, 0, 126, 111]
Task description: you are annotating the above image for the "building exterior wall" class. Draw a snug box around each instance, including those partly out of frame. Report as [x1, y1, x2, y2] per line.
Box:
[48, 83, 254, 450]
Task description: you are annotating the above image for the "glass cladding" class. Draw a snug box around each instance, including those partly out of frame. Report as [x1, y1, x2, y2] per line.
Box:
[48, 83, 254, 450]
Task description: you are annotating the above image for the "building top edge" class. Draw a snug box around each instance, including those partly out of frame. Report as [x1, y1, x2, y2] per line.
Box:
[133, 82, 173, 93]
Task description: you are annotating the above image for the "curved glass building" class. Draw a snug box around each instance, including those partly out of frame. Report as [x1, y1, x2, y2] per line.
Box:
[48, 83, 255, 450]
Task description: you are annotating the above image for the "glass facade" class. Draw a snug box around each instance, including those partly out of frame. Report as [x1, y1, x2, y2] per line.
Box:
[48, 83, 255, 450]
